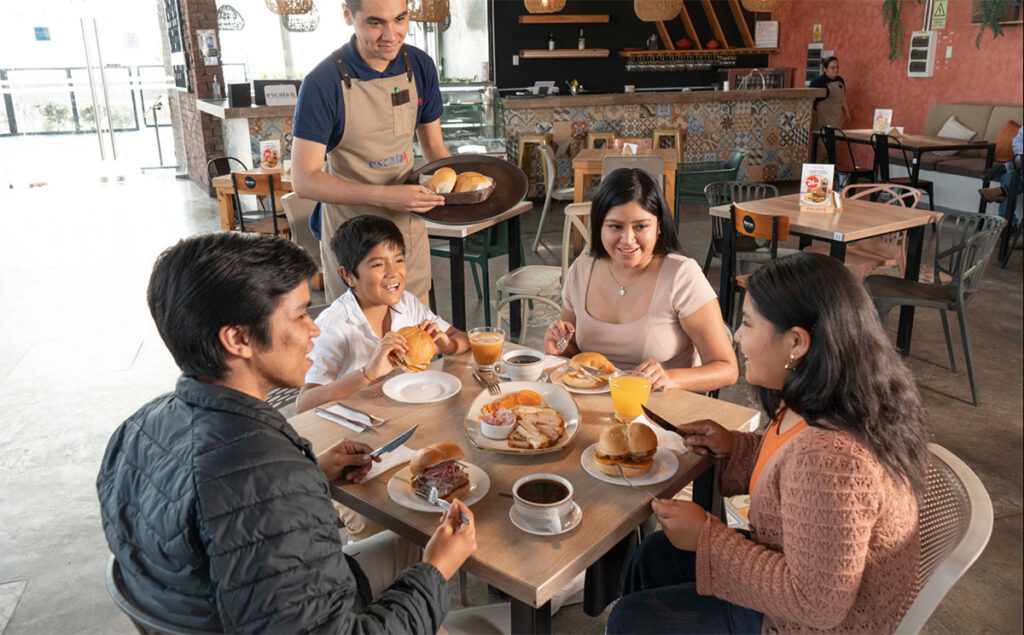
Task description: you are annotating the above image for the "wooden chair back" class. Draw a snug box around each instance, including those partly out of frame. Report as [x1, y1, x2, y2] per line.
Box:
[230, 171, 286, 235]
[232, 171, 283, 197]
[607, 137, 654, 152]
[561, 202, 592, 276]
[731, 204, 790, 243]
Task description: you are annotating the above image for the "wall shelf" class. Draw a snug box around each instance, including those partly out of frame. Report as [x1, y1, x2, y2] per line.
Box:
[518, 14, 610, 24]
[618, 48, 777, 57]
[519, 48, 610, 59]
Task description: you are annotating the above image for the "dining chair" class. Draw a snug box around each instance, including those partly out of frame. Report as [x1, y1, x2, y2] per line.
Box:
[821, 126, 873, 188]
[106, 555, 217, 635]
[724, 203, 790, 325]
[865, 210, 1005, 406]
[534, 144, 576, 252]
[803, 183, 923, 279]
[702, 181, 795, 274]
[585, 131, 615, 149]
[494, 202, 592, 344]
[429, 222, 524, 327]
[675, 148, 750, 228]
[653, 127, 683, 163]
[872, 132, 936, 210]
[281, 192, 324, 290]
[606, 137, 654, 152]
[209, 155, 267, 220]
[895, 443, 993, 633]
[230, 172, 290, 238]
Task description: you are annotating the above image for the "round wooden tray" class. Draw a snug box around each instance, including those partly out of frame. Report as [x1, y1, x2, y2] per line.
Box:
[408, 155, 528, 224]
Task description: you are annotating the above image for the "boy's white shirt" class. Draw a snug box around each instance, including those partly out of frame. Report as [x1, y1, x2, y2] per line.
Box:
[305, 289, 451, 386]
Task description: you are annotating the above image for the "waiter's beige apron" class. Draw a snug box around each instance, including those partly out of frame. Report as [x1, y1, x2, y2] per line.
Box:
[812, 80, 846, 159]
[320, 47, 430, 302]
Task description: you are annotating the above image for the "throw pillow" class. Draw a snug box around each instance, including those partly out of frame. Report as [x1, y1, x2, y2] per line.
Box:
[932, 115, 977, 156]
[994, 120, 1021, 162]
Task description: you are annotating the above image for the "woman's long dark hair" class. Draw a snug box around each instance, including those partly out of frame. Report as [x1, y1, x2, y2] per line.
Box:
[588, 168, 682, 258]
[746, 252, 930, 493]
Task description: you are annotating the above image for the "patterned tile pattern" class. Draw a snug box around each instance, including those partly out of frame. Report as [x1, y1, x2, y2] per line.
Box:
[504, 96, 815, 185]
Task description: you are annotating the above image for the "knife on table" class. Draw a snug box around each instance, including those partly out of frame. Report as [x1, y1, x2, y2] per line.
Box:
[370, 424, 418, 458]
[315, 407, 378, 435]
[641, 405, 685, 436]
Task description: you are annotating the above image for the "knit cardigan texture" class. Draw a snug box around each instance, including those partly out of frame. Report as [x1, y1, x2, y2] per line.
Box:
[695, 427, 919, 634]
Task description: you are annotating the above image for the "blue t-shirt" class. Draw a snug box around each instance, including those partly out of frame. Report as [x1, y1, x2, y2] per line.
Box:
[292, 36, 443, 152]
[809, 74, 845, 107]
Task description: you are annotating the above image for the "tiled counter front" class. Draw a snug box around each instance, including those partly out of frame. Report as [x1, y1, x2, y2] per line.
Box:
[502, 89, 822, 193]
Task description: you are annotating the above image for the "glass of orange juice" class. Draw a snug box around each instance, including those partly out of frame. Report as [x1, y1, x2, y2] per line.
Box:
[609, 370, 653, 423]
[469, 326, 505, 372]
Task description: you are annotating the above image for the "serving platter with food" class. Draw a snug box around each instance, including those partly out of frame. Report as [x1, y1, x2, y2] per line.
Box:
[406, 155, 528, 224]
[387, 442, 490, 511]
[464, 382, 580, 454]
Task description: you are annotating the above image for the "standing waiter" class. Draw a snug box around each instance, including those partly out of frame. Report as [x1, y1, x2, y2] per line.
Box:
[292, 0, 448, 303]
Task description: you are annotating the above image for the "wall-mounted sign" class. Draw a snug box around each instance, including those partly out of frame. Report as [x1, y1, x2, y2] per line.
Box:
[755, 21, 779, 48]
[812, 24, 822, 42]
[931, 0, 949, 29]
[34, 27, 50, 41]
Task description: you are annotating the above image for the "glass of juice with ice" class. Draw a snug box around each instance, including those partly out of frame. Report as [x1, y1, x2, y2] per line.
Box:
[609, 370, 652, 423]
[469, 326, 505, 372]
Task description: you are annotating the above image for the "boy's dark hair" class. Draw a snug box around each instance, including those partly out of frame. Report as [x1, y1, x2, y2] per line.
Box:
[331, 215, 405, 278]
[588, 168, 682, 259]
[147, 232, 316, 380]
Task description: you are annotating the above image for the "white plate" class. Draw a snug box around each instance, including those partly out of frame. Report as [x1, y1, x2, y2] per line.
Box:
[387, 463, 490, 512]
[464, 381, 580, 454]
[509, 501, 583, 536]
[579, 443, 680, 487]
[548, 363, 610, 394]
[382, 371, 461, 403]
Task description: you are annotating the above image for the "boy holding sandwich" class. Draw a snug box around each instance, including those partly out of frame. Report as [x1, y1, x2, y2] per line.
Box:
[298, 215, 469, 415]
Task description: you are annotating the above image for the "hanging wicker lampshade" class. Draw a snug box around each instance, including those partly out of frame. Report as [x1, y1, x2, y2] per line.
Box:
[282, 2, 319, 31]
[524, 0, 566, 14]
[634, 0, 682, 22]
[218, 5, 245, 31]
[264, 0, 313, 15]
[740, 0, 784, 12]
[409, 0, 449, 22]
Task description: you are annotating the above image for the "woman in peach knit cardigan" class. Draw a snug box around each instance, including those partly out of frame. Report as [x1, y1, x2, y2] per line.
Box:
[607, 252, 930, 634]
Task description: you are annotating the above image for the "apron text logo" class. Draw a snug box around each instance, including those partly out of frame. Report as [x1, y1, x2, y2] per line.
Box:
[368, 152, 409, 169]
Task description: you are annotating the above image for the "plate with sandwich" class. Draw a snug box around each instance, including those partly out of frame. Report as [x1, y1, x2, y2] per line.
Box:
[388, 442, 490, 512]
[464, 382, 580, 454]
[580, 421, 679, 486]
[549, 352, 615, 394]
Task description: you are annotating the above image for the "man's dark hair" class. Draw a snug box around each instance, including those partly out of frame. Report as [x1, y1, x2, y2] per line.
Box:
[588, 167, 682, 259]
[331, 215, 405, 279]
[822, 56, 839, 69]
[147, 232, 316, 380]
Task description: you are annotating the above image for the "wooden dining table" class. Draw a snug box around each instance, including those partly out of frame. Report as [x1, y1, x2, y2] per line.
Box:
[288, 352, 759, 634]
[710, 194, 942, 353]
[210, 170, 533, 333]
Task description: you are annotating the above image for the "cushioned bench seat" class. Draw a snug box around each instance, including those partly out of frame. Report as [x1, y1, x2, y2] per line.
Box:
[935, 157, 990, 178]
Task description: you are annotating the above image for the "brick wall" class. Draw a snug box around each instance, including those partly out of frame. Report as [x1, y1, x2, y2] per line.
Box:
[158, 0, 224, 192]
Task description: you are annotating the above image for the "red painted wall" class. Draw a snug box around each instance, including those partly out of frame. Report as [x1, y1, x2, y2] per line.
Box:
[769, 0, 1023, 133]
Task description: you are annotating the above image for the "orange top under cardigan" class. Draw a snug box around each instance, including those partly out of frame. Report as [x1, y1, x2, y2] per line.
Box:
[748, 414, 807, 495]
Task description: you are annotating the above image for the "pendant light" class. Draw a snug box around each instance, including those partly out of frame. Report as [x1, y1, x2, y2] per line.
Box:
[524, 0, 567, 14]
[409, 0, 449, 22]
[264, 0, 313, 15]
[634, 0, 682, 22]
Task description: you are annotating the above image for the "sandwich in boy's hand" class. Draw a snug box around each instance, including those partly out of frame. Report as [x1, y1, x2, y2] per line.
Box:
[562, 352, 615, 389]
[390, 326, 436, 372]
[594, 422, 658, 477]
[410, 442, 470, 502]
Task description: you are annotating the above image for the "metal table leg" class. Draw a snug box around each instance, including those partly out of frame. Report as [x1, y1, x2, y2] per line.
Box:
[829, 241, 847, 261]
[508, 215, 523, 339]
[896, 225, 926, 354]
[510, 598, 551, 635]
[448, 237, 466, 331]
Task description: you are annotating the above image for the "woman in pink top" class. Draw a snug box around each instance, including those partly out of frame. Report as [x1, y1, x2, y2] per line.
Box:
[543, 168, 737, 392]
[607, 253, 931, 634]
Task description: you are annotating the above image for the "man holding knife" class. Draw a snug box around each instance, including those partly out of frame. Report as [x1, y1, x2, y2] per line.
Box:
[292, 0, 449, 303]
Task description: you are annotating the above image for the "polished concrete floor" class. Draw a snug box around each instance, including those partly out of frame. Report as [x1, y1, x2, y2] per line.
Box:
[0, 173, 1020, 634]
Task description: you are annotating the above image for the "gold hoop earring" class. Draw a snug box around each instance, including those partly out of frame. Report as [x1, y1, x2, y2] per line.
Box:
[783, 354, 797, 371]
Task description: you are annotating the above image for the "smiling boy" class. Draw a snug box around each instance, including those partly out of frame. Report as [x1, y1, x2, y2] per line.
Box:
[297, 215, 469, 415]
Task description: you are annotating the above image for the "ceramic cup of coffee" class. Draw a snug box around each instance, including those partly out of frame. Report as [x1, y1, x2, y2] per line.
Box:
[493, 348, 545, 381]
[512, 473, 574, 533]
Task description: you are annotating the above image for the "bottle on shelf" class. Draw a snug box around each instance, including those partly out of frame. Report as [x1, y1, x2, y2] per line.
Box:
[578, 29, 586, 50]
[548, 32, 555, 51]
[211, 74, 222, 100]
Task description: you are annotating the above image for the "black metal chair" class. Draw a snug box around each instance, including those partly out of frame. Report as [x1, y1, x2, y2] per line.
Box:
[702, 181, 798, 274]
[722, 203, 791, 326]
[865, 211, 1005, 406]
[205, 156, 247, 182]
[230, 172, 290, 238]
[872, 133, 936, 210]
[822, 126, 874, 188]
[106, 556, 218, 635]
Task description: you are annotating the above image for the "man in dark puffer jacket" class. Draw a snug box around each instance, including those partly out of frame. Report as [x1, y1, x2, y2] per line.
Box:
[97, 232, 476, 633]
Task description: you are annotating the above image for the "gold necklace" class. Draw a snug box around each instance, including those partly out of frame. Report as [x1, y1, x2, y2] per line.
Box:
[606, 258, 650, 296]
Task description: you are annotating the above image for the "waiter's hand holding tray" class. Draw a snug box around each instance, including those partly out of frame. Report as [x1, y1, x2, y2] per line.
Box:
[407, 154, 528, 224]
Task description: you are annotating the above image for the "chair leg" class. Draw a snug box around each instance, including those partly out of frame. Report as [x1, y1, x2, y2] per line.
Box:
[533, 197, 551, 252]
[939, 309, 957, 373]
[458, 568, 470, 606]
[955, 307, 979, 406]
[481, 261, 491, 327]
[703, 243, 715, 274]
[469, 263, 482, 300]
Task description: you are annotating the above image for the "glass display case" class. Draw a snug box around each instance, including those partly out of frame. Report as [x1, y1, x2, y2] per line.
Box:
[414, 82, 506, 158]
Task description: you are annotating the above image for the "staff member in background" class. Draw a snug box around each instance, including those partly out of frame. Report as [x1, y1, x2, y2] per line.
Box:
[292, 0, 449, 303]
[809, 56, 848, 160]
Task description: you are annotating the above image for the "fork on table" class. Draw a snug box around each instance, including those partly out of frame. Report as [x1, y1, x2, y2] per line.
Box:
[616, 463, 660, 501]
[473, 371, 502, 396]
[412, 484, 471, 525]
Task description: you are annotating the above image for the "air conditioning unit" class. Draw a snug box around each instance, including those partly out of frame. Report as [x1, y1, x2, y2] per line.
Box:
[907, 30, 936, 78]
